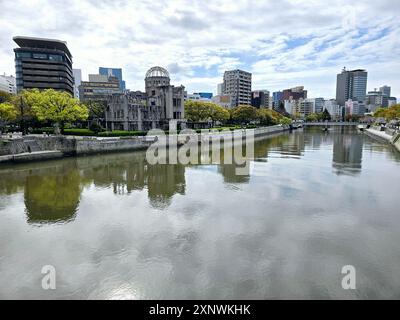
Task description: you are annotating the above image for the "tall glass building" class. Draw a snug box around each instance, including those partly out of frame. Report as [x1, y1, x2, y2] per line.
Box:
[336, 68, 368, 106]
[13, 36, 74, 95]
[99, 67, 126, 90]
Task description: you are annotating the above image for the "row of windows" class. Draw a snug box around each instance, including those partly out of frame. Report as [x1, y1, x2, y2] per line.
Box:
[16, 51, 66, 62]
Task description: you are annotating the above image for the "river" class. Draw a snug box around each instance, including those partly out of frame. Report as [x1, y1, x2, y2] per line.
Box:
[1, 127, 400, 299]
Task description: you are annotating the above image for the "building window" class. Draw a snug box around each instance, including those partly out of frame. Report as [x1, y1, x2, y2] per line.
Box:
[16, 52, 31, 58]
[49, 54, 62, 61]
[32, 53, 48, 59]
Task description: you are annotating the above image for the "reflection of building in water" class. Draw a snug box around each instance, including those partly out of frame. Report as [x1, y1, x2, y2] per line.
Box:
[332, 128, 363, 175]
[278, 132, 305, 156]
[77, 152, 186, 209]
[24, 162, 82, 224]
[218, 164, 250, 184]
[147, 164, 186, 209]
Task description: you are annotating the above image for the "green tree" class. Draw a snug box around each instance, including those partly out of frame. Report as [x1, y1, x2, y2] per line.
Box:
[306, 113, 318, 122]
[7, 89, 40, 134]
[184, 100, 213, 122]
[257, 108, 283, 126]
[374, 104, 400, 121]
[87, 100, 106, 121]
[210, 104, 230, 123]
[231, 105, 257, 124]
[321, 109, 331, 121]
[0, 102, 18, 133]
[0, 102, 18, 121]
[32, 89, 89, 134]
[279, 117, 292, 126]
[0, 91, 13, 104]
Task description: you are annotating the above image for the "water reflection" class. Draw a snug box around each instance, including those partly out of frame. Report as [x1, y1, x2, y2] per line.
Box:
[0, 127, 398, 225]
[24, 162, 82, 224]
[1, 127, 400, 299]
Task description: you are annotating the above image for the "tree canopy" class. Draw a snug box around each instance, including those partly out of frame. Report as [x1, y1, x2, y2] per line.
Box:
[184, 100, 229, 123]
[31, 89, 89, 132]
[0, 102, 18, 122]
[231, 105, 258, 123]
[374, 104, 400, 120]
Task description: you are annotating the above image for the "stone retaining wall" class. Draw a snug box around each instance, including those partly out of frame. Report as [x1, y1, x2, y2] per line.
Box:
[0, 125, 290, 163]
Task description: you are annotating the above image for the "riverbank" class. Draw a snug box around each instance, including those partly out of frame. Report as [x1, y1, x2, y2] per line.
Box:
[365, 126, 400, 153]
[0, 125, 290, 164]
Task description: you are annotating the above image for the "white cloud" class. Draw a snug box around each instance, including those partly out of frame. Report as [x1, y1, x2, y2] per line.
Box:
[0, 0, 399, 98]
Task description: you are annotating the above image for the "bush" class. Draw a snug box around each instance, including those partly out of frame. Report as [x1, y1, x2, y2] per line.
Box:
[89, 122, 103, 134]
[63, 129, 96, 136]
[30, 127, 54, 134]
[98, 130, 147, 137]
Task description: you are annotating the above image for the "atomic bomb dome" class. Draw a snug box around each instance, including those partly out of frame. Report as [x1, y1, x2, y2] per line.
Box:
[145, 66, 170, 79]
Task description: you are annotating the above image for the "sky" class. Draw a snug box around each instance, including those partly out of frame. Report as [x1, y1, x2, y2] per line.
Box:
[0, 0, 399, 99]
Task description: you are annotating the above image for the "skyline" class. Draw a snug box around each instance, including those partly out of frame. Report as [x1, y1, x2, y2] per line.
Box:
[0, 0, 399, 99]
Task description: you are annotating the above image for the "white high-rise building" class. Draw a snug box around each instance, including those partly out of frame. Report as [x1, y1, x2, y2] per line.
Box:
[222, 69, 252, 107]
[323, 99, 342, 120]
[0, 73, 16, 94]
[73, 69, 82, 99]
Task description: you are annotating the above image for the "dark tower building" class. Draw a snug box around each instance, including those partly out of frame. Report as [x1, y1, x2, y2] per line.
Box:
[13, 36, 74, 95]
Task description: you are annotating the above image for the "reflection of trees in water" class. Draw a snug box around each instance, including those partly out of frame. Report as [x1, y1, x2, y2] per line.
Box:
[147, 164, 186, 209]
[217, 134, 291, 184]
[2, 126, 399, 224]
[24, 161, 82, 224]
[77, 152, 186, 209]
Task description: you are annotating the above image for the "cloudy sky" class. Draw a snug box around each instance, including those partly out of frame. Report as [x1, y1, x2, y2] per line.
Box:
[1, 0, 399, 98]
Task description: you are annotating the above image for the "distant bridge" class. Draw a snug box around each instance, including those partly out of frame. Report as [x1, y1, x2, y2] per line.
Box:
[302, 122, 360, 126]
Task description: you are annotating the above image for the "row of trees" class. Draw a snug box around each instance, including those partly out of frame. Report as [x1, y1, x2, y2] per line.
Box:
[0, 89, 89, 134]
[374, 104, 400, 121]
[184, 101, 292, 126]
[305, 109, 331, 122]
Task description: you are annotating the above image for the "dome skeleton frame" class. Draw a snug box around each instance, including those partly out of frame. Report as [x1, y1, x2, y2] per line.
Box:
[145, 66, 170, 79]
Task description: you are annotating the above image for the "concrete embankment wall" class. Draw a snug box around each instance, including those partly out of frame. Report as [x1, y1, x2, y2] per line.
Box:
[365, 127, 400, 153]
[0, 125, 290, 164]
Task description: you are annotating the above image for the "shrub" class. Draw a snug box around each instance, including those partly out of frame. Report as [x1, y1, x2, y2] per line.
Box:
[30, 127, 54, 134]
[63, 129, 96, 136]
[89, 122, 103, 134]
[97, 130, 146, 137]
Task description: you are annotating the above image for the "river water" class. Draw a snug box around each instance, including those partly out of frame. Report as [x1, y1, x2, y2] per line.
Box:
[0, 127, 400, 299]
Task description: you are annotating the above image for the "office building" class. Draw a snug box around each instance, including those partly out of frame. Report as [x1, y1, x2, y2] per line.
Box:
[0, 73, 16, 94]
[299, 99, 314, 117]
[13, 36, 74, 94]
[99, 67, 126, 91]
[186, 92, 212, 102]
[217, 83, 223, 95]
[72, 69, 82, 99]
[212, 95, 232, 108]
[336, 68, 368, 106]
[388, 97, 397, 107]
[222, 69, 252, 107]
[251, 90, 270, 108]
[366, 89, 388, 111]
[79, 74, 121, 102]
[345, 99, 366, 116]
[272, 91, 283, 108]
[379, 85, 391, 98]
[282, 86, 307, 101]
